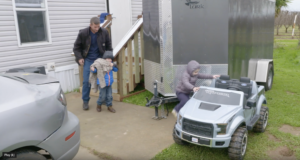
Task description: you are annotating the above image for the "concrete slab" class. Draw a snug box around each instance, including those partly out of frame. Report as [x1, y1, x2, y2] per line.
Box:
[73, 146, 102, 160]
[66, 93, 176, 160]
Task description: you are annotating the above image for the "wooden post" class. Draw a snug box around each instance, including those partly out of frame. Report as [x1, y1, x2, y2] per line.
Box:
[122, 48, 128, 96]
[127, 40, 134, 92]
[117, 53, 123, 97]
[140, 26, 144, 75]
[134, 31, 140, 83]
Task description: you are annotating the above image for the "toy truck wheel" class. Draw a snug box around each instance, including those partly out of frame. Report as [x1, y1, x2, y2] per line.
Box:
[228, 127, 248, 160]
[260, 64, 273, 91]
[173, 127, 187, 145]
[253, 106, 269, 132]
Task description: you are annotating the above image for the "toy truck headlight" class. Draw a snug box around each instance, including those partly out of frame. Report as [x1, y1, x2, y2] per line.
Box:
[217, 123, 228, 135]
[178, 114, 183, 126]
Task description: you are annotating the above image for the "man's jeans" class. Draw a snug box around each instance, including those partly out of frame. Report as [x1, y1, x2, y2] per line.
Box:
[97, 85, 113, 107]
[82, 60, 95, 103]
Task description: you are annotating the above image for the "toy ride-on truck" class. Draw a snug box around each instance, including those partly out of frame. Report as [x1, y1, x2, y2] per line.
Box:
[173, 75, 269, 160]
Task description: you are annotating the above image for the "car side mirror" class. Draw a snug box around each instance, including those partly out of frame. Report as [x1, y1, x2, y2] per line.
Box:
[245, 99, 256, 109]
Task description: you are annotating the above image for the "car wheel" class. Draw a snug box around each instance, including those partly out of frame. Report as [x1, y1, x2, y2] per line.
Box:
[259, 64, 273, 91]
[173, 126, 187, 145]
[253, 106, 269, 133]
[228, 127, 248, 160]
[3, 149, 47, 160]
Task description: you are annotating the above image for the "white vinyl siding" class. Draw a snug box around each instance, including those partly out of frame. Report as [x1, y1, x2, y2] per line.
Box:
[131, 0, 142, 25]
[0, 0, 106, 72]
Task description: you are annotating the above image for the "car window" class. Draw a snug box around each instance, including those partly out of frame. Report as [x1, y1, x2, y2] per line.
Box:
[194, 88, 241, 106]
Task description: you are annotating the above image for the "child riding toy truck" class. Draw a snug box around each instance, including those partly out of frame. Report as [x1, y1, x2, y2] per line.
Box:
[173, 75, 269, 160]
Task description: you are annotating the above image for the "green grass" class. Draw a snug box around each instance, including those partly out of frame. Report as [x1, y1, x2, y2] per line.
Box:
[124, 40, 300, 160]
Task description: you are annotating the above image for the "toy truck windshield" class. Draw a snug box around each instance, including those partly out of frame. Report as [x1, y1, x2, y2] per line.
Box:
[193, 88, 241, 106]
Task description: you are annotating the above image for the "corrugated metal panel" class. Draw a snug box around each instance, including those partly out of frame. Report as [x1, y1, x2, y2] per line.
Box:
[47, 64, 80, 93]
[0, 0, 106, 73]
[131, 0, 142, 25]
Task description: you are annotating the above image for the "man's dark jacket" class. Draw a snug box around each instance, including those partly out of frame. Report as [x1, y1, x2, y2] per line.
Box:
[73, 27, 113, 64]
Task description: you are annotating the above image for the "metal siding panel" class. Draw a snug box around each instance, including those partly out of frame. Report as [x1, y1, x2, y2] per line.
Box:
[0, 11, 14, 16]
[49, 19, 90, 24]
[0, 1, 12, 6]
[0, 45, 72, 57]
[0, 57, 74, 72]
[0, 41, 18, 47]
[48, 7, 105, 11]
[48, 2, 105, 7]
[0, 16, 15, 21]
[50, 23, 88, 29]
[51, 32, 79, 37]
[1, 21, 15, 26]
[49, 15, 100, 20]
[0, 41, 73, 53]
[51, 28, 84, 33]
[0, 6, 13, 11]
[131, 0, 143, 24]
[0, 31, 17, 37]
[52, 36, 78, 42]
[0, 48, 72, 62]
[48, 11, 105, 15]
[1, 36, 17, 42]
[0, 0, 106, 74]
[0, 54, 73, 67]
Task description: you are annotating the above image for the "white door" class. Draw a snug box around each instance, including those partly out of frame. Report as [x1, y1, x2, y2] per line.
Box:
[108, 0, 132, 48]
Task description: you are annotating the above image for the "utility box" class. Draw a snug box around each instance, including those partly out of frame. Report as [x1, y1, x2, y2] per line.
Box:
[143, 0, 275, 96]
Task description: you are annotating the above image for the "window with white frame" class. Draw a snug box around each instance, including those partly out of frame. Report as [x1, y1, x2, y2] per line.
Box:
[13, 0, 51, 46]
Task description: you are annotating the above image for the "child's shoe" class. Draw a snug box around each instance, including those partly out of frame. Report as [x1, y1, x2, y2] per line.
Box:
[172, 109, 177, 118]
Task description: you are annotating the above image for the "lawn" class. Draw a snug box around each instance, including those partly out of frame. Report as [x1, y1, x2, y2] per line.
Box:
[123, 40, 300, 160]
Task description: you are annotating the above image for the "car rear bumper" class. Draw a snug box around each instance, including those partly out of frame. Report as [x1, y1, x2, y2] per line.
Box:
[174, 124, 231, 148]
[37, 111, 80, 160]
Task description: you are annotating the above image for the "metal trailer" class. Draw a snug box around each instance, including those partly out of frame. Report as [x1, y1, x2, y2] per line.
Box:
[143, 0, 275, 119]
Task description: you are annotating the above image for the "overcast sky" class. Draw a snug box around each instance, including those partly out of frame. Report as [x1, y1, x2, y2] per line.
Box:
[283, 0, 300, 12]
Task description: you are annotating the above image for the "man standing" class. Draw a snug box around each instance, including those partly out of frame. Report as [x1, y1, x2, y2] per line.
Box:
[73, 17, 112, 110]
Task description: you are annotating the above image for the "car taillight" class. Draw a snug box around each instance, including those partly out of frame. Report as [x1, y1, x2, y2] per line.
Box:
[65, 131, 76, 141]
[58, 89, 67, 106]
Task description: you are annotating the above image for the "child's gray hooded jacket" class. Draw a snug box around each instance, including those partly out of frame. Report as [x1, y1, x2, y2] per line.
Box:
[176, 60, 213, 94]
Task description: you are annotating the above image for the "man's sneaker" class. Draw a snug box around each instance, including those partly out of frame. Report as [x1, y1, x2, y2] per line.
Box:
[83, 102, 89, 110]
[172, 109, 177, 118]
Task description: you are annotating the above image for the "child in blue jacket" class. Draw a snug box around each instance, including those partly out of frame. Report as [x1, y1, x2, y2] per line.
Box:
[91, 51, 118, 113]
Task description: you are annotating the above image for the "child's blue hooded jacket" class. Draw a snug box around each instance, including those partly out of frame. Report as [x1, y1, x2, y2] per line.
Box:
[91, 66, 118, 86]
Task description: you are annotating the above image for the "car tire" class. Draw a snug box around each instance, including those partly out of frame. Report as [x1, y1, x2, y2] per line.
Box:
[173, 126, 187, 145]
[2, 149, 47, 160]
[228, 127, 248, 160]
[259, 64, 273, 91]
[253, 106, 269, 133]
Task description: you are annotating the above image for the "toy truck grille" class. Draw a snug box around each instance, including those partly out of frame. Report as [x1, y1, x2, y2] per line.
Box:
[182, 118, 214, 138]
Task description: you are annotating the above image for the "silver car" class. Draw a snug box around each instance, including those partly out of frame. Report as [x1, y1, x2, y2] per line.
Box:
[0, 73, 80, 160]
